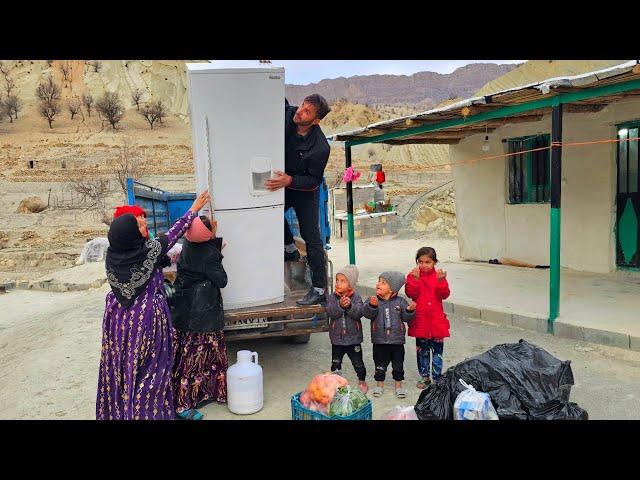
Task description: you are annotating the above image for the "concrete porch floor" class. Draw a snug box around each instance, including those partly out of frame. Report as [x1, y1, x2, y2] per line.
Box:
[327, 236, 640, 351]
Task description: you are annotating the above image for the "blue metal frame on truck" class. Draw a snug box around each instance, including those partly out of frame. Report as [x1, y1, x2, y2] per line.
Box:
[126, 178, 196, 238]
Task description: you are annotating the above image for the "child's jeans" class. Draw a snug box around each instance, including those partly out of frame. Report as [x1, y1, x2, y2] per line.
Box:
[416, 338, 444, 380]
[331, 344, 366, 381]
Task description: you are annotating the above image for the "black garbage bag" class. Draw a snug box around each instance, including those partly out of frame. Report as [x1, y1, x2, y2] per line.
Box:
[414, 339, 588, 420]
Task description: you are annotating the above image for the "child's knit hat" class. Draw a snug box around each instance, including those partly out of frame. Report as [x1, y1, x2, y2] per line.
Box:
[336, 264, 359, 289]
[379, 271, 405, 294]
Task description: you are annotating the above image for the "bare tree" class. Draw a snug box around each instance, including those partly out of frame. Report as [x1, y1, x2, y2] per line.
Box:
[139, 103, 157, 129]
[4, 95, 21, 120]
[36, 76, 62, 128]
[67, 174, 110, 213]
[82, 93, 94, 116]
[1, 98, 11, 123]
[60, 61, 71, 82]
[154, 100, 166, 125]
[68, 98, 81, 119]
[0, 61, 15, 99]
[131, 88, 144, 110]
[4, 75, 15, 97]
[36, 76, 61, 104]
[139, 100, 166, 129]
[95, 92, 124, 130]
[39, 102, 60, 129]
[113, 138, 142, 196]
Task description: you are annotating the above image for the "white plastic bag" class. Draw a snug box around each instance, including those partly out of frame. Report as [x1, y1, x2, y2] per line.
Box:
[381, 405, 419, 420]
[453, 379, 499, 420]
[76, 237, 110, 265]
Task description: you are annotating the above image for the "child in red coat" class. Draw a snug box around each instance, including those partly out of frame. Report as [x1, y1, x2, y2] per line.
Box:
[404, 247, 451, 389]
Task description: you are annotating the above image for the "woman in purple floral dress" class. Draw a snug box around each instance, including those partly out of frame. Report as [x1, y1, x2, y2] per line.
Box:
[96, 191, 210, 420]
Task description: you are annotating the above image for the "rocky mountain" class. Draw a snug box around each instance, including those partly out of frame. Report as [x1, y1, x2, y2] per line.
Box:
[285, 63, 519, 108]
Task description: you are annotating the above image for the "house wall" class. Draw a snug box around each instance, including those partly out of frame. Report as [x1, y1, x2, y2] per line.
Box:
[451, 96, 640, 273]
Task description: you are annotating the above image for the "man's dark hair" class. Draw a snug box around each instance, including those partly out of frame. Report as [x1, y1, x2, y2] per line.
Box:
[303, 94, 331, 120]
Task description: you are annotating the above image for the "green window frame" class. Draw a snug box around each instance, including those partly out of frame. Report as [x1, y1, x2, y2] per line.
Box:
[507, 134, 551, 204]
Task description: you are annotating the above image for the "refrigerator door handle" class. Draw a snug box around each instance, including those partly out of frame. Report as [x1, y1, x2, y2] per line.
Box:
[204, 115, 215, 216]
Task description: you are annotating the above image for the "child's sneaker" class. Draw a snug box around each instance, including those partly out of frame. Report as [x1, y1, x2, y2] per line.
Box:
[358, 381, 369, 394]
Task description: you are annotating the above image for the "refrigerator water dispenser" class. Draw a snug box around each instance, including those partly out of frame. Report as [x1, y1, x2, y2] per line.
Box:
[250, 155, 273, 196]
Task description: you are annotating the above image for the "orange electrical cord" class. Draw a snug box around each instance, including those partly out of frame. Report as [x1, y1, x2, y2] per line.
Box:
[369, 135, 640, 172]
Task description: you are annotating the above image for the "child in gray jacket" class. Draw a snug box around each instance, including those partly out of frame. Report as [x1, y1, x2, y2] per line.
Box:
[325, 265, 368, 393]
[362, 271, 416, 399]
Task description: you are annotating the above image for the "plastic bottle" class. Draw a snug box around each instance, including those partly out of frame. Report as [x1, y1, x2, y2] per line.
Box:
[227, 350, 264, 415]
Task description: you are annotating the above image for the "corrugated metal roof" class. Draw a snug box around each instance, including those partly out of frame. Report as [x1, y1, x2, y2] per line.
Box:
[329, 61, 640, 145]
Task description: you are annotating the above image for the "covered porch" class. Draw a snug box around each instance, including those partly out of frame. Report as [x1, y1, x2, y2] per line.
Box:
[328, 61, 640, 337]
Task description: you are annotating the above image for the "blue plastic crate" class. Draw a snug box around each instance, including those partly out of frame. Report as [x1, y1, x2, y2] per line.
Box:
[291, 392, 372, 420]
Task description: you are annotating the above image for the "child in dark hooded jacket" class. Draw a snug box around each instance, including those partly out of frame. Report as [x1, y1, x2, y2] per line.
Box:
[362, 271, 416, 399]
[171, 215, 228, 420]
[324, 265, 368, 393]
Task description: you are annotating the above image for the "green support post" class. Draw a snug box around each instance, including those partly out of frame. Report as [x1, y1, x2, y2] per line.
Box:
[549, 99, 563, 332]
[346, 145, 356, 264]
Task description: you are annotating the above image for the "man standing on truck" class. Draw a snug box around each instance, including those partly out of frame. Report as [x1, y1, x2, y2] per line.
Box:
[265, 94, 331, 306]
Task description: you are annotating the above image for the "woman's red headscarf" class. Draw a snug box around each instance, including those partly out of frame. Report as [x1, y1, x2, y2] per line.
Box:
[113, 205, 146, 219]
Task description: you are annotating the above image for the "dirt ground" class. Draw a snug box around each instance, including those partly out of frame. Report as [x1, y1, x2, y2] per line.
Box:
[1, 278, 639, 420]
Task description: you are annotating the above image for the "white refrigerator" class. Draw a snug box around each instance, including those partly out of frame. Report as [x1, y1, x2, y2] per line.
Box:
[186, 61, 285, 309]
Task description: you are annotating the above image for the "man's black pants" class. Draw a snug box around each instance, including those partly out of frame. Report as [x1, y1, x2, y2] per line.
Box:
[373, 344, 405, 382]
[284, 189, 326, 289]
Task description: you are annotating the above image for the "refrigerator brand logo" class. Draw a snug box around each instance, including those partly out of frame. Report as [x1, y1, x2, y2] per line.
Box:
[269, 75, 281, 80]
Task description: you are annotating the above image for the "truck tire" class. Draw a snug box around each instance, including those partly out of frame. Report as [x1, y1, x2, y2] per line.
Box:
[287, 333, 311, 344]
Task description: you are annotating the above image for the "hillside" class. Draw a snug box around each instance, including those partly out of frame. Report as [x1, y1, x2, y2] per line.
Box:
[0, 60, 206, 120]
[474, 60, 630, 96]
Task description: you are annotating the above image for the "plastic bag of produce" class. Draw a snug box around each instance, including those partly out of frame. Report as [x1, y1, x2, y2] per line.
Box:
[300, 373, 348, 415]
[381, 405, 418, 420]
[329, 385, 368, 417]
[453, 379, 498, 420]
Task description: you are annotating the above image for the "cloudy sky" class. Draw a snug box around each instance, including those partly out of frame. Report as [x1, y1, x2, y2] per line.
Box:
[273, 60, 526, 85]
